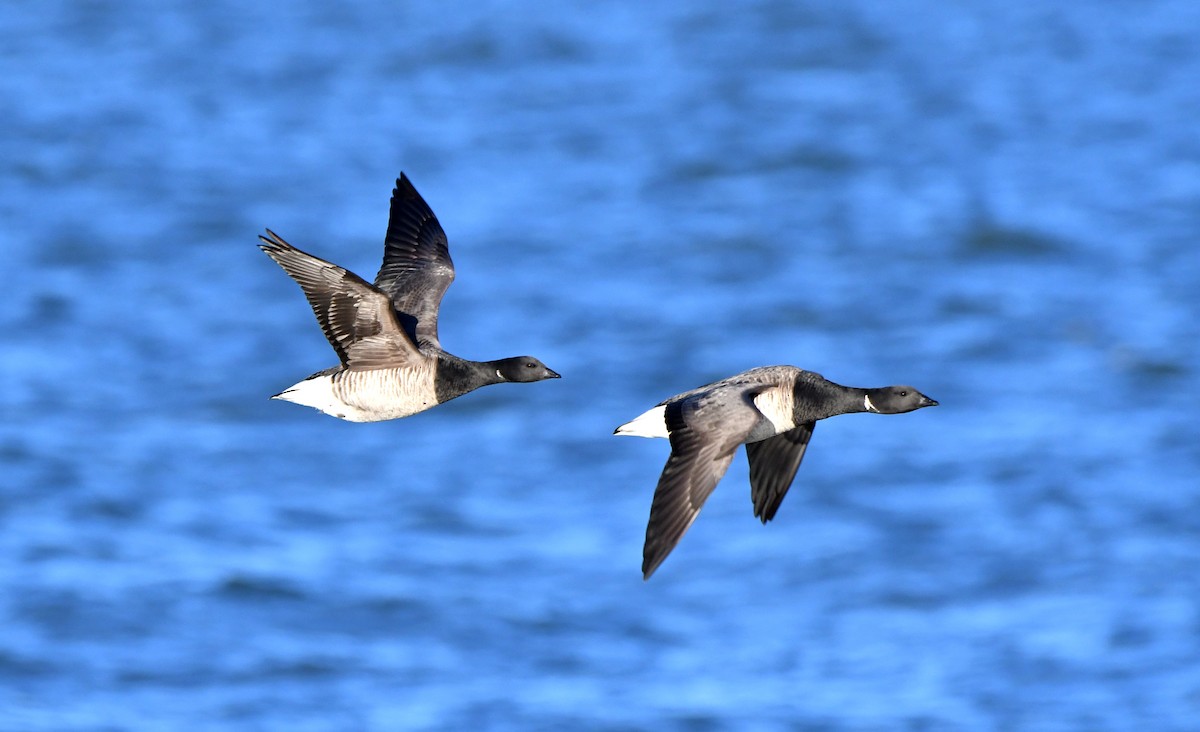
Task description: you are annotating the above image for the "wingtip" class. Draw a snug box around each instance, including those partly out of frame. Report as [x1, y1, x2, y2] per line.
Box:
[258, 228, 290, 251]
[641, 553, 664, 581]
[752, 502, 778, 524]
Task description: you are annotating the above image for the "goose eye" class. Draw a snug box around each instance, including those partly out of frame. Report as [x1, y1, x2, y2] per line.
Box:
[898, 390, 908, 397]
[526, 362, 536, 368]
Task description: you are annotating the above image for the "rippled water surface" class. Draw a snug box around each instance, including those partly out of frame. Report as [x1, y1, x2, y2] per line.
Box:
[3, 2, 1199, 730]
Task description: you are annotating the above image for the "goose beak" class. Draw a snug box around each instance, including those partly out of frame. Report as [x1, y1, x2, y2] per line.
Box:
[919, 395, 938, 408]
[545, 368, 562, 379]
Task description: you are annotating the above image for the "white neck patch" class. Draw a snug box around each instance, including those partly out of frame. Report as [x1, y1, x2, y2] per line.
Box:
[864, 394, 879, 413]
[495, 369, 504, 380]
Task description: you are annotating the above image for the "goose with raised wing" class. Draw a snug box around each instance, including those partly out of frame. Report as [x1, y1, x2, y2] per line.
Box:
[259, 174, 559, 422]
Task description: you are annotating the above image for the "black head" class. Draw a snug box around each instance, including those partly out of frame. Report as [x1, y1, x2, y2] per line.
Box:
[494, 356, 561, 383]
[865, 386, 938, 414]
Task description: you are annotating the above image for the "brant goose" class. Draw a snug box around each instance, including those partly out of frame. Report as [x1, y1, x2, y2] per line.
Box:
[259, 174, 560, 422]
[615, 365, 937, 579]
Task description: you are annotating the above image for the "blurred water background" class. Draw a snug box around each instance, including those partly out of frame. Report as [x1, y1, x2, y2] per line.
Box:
[2, 2, 1199, 730]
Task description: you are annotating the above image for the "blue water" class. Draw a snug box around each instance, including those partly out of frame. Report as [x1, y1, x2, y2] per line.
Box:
[3, 2, 1199, 729]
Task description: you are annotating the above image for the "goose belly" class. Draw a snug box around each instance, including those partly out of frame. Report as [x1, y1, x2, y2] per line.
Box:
[749, 388, 797, 440]
[273, 367, 439, 422]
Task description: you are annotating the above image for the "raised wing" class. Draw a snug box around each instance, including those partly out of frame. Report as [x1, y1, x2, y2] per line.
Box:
[373, 173, 455, 349]
[745, 422, 815, 523]
[259, 230, 423, 370]
[641, 387, 762, 579]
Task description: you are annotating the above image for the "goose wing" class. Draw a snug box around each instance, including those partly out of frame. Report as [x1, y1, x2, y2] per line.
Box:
[260, 230, 423, 370]
[373, 173, 455, 349]
[642, 384, 764, 579]
[745, 422, 815, 523]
